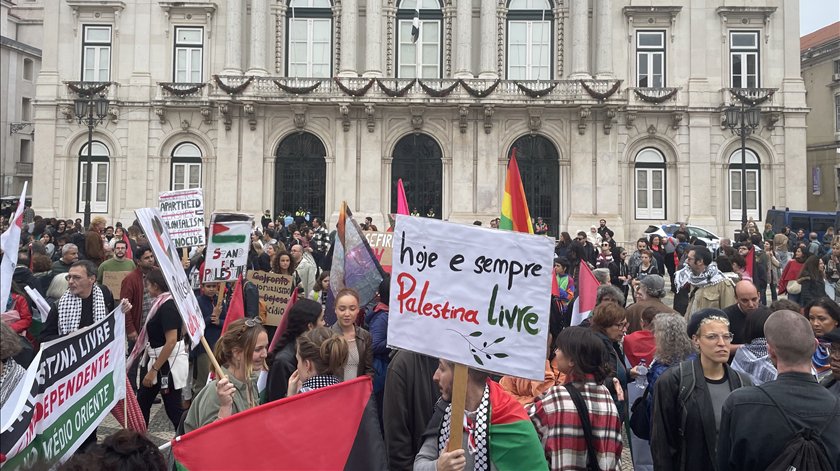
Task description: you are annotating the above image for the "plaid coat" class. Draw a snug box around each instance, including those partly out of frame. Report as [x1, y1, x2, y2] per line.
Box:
[528, 379, 623, 471]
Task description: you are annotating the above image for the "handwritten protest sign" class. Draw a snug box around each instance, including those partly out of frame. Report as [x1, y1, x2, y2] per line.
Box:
[364, 232, 393, 273]
[1, 309, 125, 469]
[135, 208, 205, 345]
[102, 270, 129, 299]
[158, 189, 206, 249]
[387, 216, 554, 381]
[204, 213, 253, 283]
[246, 271, 295, 326]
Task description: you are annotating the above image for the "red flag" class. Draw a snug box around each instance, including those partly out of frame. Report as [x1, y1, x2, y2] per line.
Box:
[745, 246, 755, 279]
[570, 263, 599, 326]
[221, 275, 244, 334]
[172, 377, 378, 471]
[268, 288, 298, 352]
[122, 232, 133, 261]
[551, 270, 561, 297]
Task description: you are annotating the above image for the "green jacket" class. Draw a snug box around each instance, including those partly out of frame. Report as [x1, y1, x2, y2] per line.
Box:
[184, 366, 260, 433]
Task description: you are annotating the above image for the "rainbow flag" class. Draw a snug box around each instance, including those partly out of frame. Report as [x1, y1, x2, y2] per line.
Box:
[500, 149, 533, 234]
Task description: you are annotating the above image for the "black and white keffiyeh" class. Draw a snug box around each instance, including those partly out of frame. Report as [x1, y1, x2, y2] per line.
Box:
[674, 263, 728, 293]
[0, 358, 26, 408]
[437, 384, 490, 471]
[57, 285, 108, 336]
[300, 374, 340, 393]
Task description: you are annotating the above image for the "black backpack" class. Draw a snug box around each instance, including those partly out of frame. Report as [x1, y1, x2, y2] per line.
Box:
[629, 384, 652, 440]
[757, 386, 838, 471]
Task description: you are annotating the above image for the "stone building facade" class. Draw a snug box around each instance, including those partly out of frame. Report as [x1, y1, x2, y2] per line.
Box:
[801, 21, 840, 212]
[31, 0, 808, 240]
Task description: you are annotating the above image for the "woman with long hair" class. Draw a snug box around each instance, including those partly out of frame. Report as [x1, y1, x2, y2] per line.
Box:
[763, 240, 781, 302]
[134, 269, 187, 430]
[330, 288, 375, 381]
[185, 317, 268, 432]
[39, 231, 55, 257]
[779, 245, 809, 304]
[806, 298, 840, 380]
[271, 250, 297, 276]
[265, 299, 325, 402]
[555, 232, 573, 259]
[798, 255, 827, 307]
[649, 234, 665, 276]
[308, 271, 330, 308]
[528, 327, 623, 470]
[258, 242, 283, 272]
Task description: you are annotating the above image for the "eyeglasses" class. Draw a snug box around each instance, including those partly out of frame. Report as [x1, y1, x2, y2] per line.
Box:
[65, 274, 87, 281]
[703, 333, 734, 342]
[577, 237, 585, 241]
[612, 321, 629, 329]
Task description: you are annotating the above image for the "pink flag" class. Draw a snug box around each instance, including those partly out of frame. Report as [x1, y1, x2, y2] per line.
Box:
[268, 288, 299, 352]
[397, 179, 409, 216]
[570, 263, 599, 326]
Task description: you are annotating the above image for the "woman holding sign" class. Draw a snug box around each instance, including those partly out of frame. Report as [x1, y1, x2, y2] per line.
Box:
[329, 289, 375, 381]
[184, 317, 269, 433]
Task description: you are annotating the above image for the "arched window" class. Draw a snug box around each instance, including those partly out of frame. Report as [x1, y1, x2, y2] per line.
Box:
[728, 149, 761, 221]
[275, 132, 327, 220]
[77, 141, 110, 213]
[508, 135, 559, 235]
[506, 0, 552, 80]
[634, 148, 666, 220]
[397, 0, 443, 78]
[171, 143, 202, 190]
[287, 0, 333, 77]
[391, 133, 443, 218]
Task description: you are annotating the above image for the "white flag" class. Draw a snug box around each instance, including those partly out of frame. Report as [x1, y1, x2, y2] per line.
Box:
[0, 182, 27, 312]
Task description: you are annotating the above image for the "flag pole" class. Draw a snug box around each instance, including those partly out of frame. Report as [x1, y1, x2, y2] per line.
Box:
[201, 336, 226, 379]
[447, 364, 469, 452]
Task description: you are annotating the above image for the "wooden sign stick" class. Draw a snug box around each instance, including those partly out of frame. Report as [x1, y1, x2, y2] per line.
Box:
[448, 363, 469, 452]
[200, 336, 226, 379]
[182, 247, 189, 264]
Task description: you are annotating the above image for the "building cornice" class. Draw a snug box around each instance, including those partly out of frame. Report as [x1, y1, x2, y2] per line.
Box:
[0, 35, 42, 57]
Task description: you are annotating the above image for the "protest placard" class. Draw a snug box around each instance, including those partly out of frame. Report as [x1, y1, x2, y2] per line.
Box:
[102, 270, 129, 299]
[364, 231, 393, 272]
[135, 208, 205, 345]
[204, 213, 253, 283]
[0, 309, 125, 469]
[246, 271, 295, 326]
[387, 216, 554, 381]
[158, 189, 206, 249]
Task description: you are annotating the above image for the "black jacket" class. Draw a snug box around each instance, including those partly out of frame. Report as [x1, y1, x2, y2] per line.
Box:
[383, 350, 440, 471]
[651, 357, 752, 471]
[801, 278, 827, 306]
[265, 341, 296, 403]
[609, 260, 630, 297]
[40, 284, 115, 343]
[717, 372, 840, 471]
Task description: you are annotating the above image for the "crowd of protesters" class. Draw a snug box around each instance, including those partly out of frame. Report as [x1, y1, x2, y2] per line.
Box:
[1, 209, 839, 471]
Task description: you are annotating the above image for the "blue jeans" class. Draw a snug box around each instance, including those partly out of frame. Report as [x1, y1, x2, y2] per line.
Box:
[787, 292, 802, 306]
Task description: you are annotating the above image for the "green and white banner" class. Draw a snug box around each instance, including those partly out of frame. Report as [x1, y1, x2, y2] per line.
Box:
[0, 309, 126, 469]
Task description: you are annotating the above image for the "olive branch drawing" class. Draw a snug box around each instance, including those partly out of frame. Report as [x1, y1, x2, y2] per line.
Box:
[447, 329, 508, 366]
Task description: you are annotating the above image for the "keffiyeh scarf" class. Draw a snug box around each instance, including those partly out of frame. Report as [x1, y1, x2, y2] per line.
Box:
[57, 285, 107, 336]
[674, 263, 727, 293]
[0, 359, 26, 408]
[438, 384, 491, 471]
[300, 374, 340, 393]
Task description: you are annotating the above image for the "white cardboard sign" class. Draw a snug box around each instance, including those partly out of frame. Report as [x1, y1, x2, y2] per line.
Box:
[158, 189, 206, 248]
[204, 213, 254, 282]
[134, 208, 206, 345]
[387, 216, 554, 381]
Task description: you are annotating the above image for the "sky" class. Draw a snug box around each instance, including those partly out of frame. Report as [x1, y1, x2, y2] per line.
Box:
[800, 0, 840, 36]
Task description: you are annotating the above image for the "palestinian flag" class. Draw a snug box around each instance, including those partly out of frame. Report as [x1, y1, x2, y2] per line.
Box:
[570, 262, 598, 326]
[485, 381, 549, 471]
[500, 149, 533, 234]
[211, 222, 247, 244]
[172, 377, 387, 470]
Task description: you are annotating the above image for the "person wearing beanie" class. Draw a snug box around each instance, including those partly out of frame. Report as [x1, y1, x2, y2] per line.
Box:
[651, 308, 753, 471]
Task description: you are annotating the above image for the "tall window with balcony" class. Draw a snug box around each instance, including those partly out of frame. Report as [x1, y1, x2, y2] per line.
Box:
[636, 31, 665, 87]
[174, 27, 203, 83]
[77, 142, 110, 213]
[506, 0, 552, 80]
[82, 25, 112, 82]
[171, 143, 202, 191]
[730, 31, 759, 88]
[728, 149, 761, 221]
[287, 0, 333, 78]
[634, 148, 666, 220]
[397, 0, 443, 78]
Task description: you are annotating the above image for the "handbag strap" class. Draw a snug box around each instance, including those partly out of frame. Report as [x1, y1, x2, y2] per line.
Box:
[564, 383, 602, 471]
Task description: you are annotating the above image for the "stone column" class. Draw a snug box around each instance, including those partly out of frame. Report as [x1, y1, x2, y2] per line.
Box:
[478, 0, 496, 78]
[248, 0, 268, 75]
[364, 0, 382, 76]
[454, 0, 472, 78]
[129, 0, 152, 101]
[223, 0, 243, 74]
[338, 0, 358, 76]
[569, 0, 589, 78]
[594, 0, 612, 78]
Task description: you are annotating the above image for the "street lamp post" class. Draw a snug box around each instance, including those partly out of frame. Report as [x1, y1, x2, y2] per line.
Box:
[725, 101, 761, 230]
[74, 93, 109, 229]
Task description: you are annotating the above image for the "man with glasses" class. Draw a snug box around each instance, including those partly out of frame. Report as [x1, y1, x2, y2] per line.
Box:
[718, 310, 840, 470]
[651, 308, 752, 471]
[577, 230, 598, 266]
[96, 239, 136, 284]
[677, 246, 736, 319]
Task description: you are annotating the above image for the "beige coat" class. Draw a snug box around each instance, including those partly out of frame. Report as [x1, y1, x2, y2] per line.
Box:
[686, 278, 737, 319]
